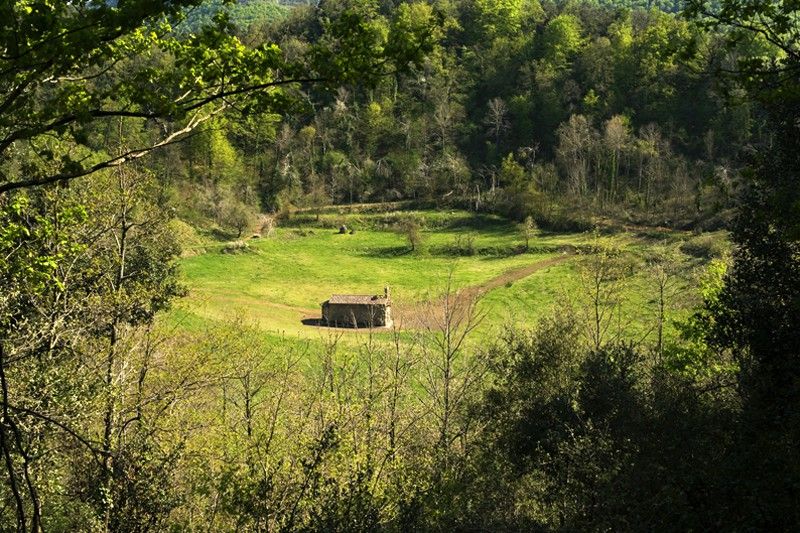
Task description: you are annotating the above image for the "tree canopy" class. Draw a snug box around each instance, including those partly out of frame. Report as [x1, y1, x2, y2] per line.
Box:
[0, 0, 438, 193]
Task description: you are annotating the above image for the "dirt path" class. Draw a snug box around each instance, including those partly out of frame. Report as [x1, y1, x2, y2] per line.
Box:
[392, 253, 572, 330]
[470, 253, 572, 295]
[303, 253, 574, 332]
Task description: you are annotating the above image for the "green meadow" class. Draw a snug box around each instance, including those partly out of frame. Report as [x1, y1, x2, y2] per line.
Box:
[170, 209, 724, 347]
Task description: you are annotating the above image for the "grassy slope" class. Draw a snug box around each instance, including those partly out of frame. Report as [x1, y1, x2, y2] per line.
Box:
[170, 209, 721, 349]
[177, 222, 557, 332]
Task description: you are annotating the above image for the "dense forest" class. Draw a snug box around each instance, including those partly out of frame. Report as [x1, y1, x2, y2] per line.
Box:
[1, 0, 799, 531]
[163, 0, 752, 233]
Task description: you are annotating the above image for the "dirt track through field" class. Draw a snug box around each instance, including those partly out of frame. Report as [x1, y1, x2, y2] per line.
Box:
[302, 253, 574, 332]
[465, 253, 572, 295]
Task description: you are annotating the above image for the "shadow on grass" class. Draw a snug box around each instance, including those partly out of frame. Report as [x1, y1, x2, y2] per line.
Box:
[424, 244, 526, 258]
[359, 246, 414, 258]
[443, 213, 516, 234]
[302, 318, 378, 330]
[360, 243, 576, 259]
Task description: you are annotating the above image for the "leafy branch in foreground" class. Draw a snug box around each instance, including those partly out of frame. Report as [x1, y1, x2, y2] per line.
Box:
[0, 0, 440, 193]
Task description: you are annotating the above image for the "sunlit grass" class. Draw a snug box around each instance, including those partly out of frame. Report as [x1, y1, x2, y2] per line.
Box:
[168, 209, 717, 347]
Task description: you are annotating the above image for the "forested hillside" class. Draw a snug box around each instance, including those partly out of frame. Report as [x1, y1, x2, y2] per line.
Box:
[148, 0, 754, 235]
[181, 0, 290, 31]
[1, 0, 798, 531]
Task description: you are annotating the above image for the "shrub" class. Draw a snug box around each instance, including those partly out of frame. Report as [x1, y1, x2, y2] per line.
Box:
[450, 233, 476, 256]
[221, 240, 250, 254]
[534, 208, 593, 233]
[168, 218, 205, 257]
[680, 233, 729, 259]
[258, 214, 277, 236]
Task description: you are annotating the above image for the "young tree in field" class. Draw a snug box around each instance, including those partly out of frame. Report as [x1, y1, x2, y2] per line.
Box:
[417, 274, 486, 455]
[221, 199, 257, 238]
[397, 215, 425, 252]
[645, 244, 686, 361]
[519, 215, 537, 250]
[577, 236, 632, 350]
[218, 322, 298, 460]
[383, 325, 418, 458]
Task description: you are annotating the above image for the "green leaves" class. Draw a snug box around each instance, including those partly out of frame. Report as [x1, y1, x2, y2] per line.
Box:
[0, 194, 88, 299]
[471, 0, 534, 39]
[311, 1, 440, 88]
[386, 2, 442, 72]
[540, 14, 584, 67]
[0, 0, 442, 193]
[684, 0, 800, 101]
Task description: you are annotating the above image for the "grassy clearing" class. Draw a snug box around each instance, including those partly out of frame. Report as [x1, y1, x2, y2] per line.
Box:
[169, 208, 726, 347]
